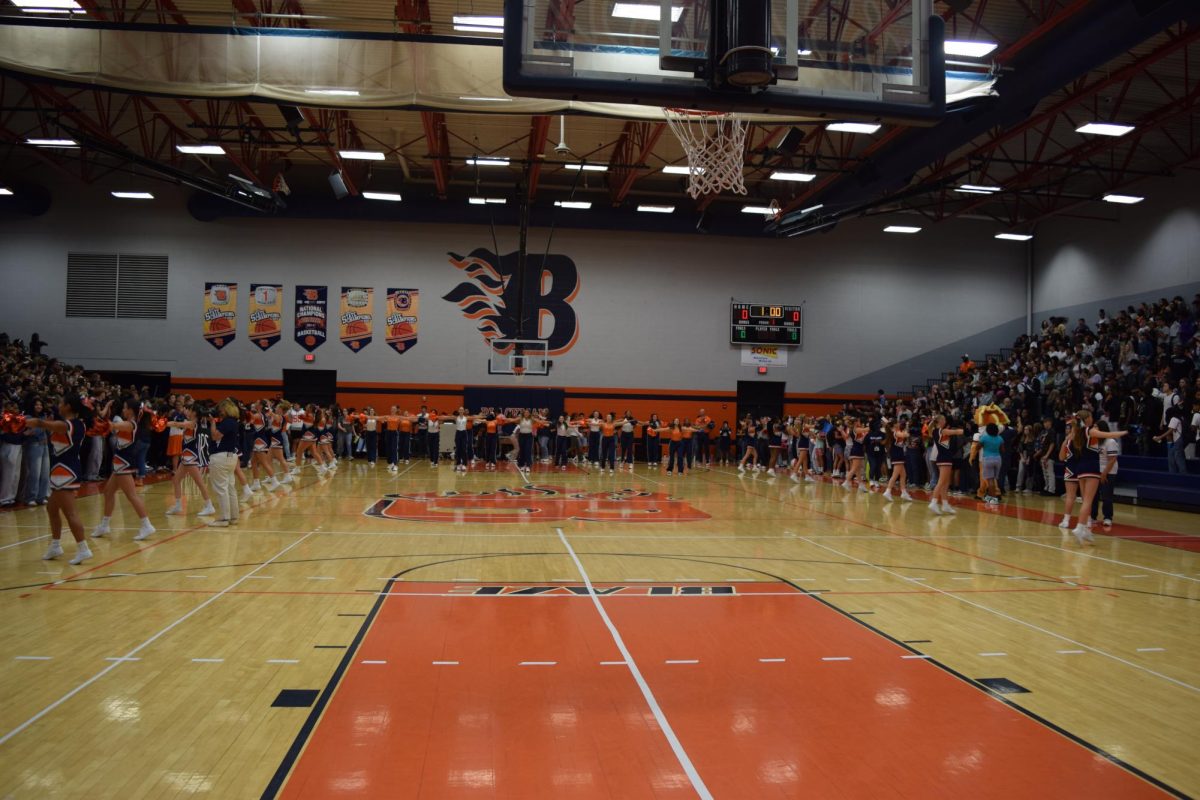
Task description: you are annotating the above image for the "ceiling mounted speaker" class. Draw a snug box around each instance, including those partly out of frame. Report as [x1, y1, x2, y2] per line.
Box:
[329, 171, 349, 200]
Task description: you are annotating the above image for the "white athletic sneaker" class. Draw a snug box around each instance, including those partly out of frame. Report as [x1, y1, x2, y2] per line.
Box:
[91, 521, 110, 538]
[859, 484, 869, 493]
[250, 480, 261, 492]
[900, 492, 913, 502]
[207, 519, 230, 528]
[134, 520, 155, 541]
[267, 478, 281, 490]
[241, 486, 253, 501]
[42, 540, 64, 560]
[1072, 524, 1094, 545]
[1058, 515, 1071, 529]
[841, 481, 852, 490]
[737, 464, 745, 473]
[280, 474, 293, 485]
[69, 543, 93, 565]
[197, 502, 216, 517]
[790, 473, 800, 483]
[928, 500, 942, 515]
[1103, 519, 1112, 528]
[883, 490, 893, 501]
[165, 501, 182, 515]
[941, 502, 956, 515]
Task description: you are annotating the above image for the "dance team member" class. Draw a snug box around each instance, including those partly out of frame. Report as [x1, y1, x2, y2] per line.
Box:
[30, 395, 92, 564]
[92, 396, 156, 541]
[928, 414, 962, 515]
[881, 419, 913, 501]
[620, 411, 637, 472]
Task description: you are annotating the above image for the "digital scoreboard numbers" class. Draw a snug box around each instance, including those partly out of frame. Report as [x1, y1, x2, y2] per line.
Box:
[731, 302, 802, 345]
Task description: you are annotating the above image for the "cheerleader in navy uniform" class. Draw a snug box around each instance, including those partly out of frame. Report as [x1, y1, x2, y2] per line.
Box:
[928, 415, 963, 515]
[881, 419, 913, 502]
[92, 397, 156, 541]
[716, 420, 732, 467]
[840, 417, 870, 493]
[268, 403, 294, 487]
[788, 416, 813, 483]
[317, 409, 337, 470]
[1059, 410, 1126, 544]
[164, 405, 216, 517]
[736, 416, 759, 473]
[28, 395, 93, 564]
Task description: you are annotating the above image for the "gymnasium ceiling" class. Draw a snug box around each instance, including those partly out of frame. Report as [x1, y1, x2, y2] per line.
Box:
[0, 0, 1198, 237]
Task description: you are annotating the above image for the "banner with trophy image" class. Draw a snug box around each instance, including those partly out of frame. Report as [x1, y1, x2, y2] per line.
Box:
[385, 288, 419, 354]
[202, 282, 237, 350]
[248, 283, 283, 350]
[339, 286, 374, 352]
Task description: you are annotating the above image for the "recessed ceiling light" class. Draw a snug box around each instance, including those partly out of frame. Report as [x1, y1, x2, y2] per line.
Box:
[469, 197, 507, 205]
[453, 14, 503, 32]
[111, 191, 154, 200]
[0, 188, 13, 196]
[742, 205, 777, 215]
[1102, 193, 1144, 205]
[466, 157, 511, 166]
[554, 200, 592, 209]
[826, 122, 882, 134]
[944, 40, 998, 58]
[637, 204, 675, 213]
[956, 184, 1001, 194]
[176, 144, 226, 155]
[564, 163, 609, 172]
[25, 138, 78, 147]
[662, 164, 702, 175]
[612, 3, 684, 22]
[339, 150, 385, 161]
[884, 225, 921, 233]
[362, 191, 402, 202]
[995, 233, 1033, 241]
[769, 170, 816, 182]
[1076, 122, 1135, 137]
[305, 89, 360, 97]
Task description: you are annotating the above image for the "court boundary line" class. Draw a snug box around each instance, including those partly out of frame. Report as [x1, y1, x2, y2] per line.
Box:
[1008, 537, 1200, 582]
[557, 527, 713, 800]
[0, 527, 322, 748]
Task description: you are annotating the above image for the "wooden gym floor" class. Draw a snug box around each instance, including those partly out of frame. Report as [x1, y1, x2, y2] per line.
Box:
[0, 460, 1197, 799]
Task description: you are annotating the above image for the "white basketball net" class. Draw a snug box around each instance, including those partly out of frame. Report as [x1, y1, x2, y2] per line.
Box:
[663, 108, 749, 199]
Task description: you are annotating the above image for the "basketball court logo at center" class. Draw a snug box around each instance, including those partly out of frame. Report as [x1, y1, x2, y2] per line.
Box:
[365, 484, 708, 523]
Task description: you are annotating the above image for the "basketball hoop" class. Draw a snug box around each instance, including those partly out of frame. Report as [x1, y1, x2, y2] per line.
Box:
[663, 108, 749, 199]
[512, 365, 526, 383]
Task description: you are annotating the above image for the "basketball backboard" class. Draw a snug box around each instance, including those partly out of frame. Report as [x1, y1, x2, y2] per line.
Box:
[488, 339, 551, 377]
[503, 0, 945, 122]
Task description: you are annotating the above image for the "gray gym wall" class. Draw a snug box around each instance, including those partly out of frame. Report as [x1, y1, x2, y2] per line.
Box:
[0, 177, 1079, 394]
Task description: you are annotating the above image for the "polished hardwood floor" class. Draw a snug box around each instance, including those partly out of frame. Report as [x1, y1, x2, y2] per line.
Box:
[1, 458, 1197, 799]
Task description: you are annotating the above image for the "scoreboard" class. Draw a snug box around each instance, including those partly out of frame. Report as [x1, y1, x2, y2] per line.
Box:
[731, 302, 802, 345]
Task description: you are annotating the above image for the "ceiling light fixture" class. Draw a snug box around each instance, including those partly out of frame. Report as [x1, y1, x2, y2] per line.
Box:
[11, 0, 83, 9]
[111, 191, 154, 200]
[800, 204, 823, 215]
[362, 192, 402, 202]
[564, 163, 609, 172]
[554, 200, 592, 209]
[995, 233, 1033, 241]
[769, 170, 816, 182]
[956, 184, 1001, 193]
[466, 156, 511, 166]
[0, 188, 13, 196]
[176, 144, 226, 155]
[742, 205, 777, 214]
[453, 14, 503, 32]
[826, 122, 882, 134]
[338, 150, 385, 161]
[944, 40, 998, 58]
[611, 3, 684, 21]
[1102, 193, 1144, 205]
[662, 164, 702, 175]
[884, 225, 921, 233]
[469, 197, 507, 205]
[637, 204, 675, 213]
[1076, 122, 1135, 137]
[25, 137, 78, 147]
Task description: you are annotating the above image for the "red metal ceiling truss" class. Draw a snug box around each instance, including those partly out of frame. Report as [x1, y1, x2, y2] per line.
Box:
[422, 112, 451, 199]
[526, 115, 553, 200]
[608, 121, 668, 204]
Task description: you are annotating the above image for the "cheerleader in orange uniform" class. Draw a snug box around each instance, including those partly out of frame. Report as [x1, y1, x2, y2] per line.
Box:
[164, 405, 216, 517]
[28, 395, 92, 564]
[92, 397, 155, 541]
[928, 415, 963, 515]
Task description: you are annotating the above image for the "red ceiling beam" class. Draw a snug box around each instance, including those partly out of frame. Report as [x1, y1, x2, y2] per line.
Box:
[995, 0, 1096, 65]
[608, 121, 668, 204]
[526, 115, 552, 200]
[422, 112, 450, 199]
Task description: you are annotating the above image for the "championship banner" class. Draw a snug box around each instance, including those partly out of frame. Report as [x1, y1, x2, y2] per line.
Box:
[294, 285, 328, 352]
[740, 345, 788, 367]
[202, 282, 237, 350]
[248, 284, 283, 350]
[339, 286, 374, 352]
[385, 288, 419, 354]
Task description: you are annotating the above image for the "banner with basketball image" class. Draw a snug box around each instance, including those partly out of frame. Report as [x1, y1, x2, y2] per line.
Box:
[202, 282, 237, 350]
[385, 288, 419, 354]
[247, 283, 283, 350]
[294, 285, 328, 352]
[339, 286, 374, 352]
